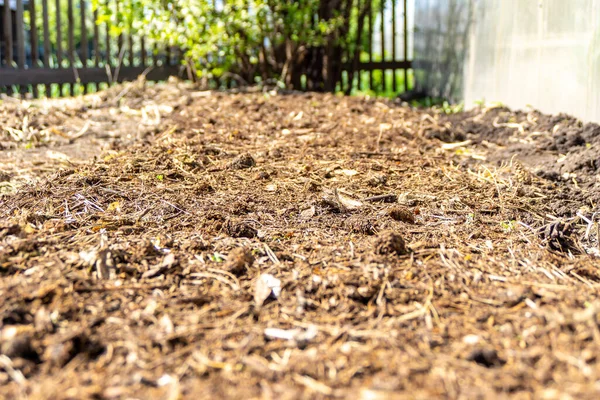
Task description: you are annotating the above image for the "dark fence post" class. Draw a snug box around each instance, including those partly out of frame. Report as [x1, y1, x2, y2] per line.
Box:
[67, 0, 75, 95]
[392, 0, 397, 92]
[80, 0, 89, 93]
[41, 3, 50, 65]
[380, 0, 386, 92]
[403, 0, 409, 91]
[16, 0, 25, 95]
[93, 5, 100, 68]
[2, 0, 14, 68]
[368, 0, 373, 91]
[105, 0, 111, 73]
[29, 0, 40, 97]
[42, 0, 51, 96]
[128, 12, 134, 67]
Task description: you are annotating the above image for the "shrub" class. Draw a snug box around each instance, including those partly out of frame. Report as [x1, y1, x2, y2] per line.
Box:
[93, 0, 375, 91]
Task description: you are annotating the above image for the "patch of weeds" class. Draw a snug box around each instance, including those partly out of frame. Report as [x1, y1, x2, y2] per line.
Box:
[466, 213, 476, 224]
[209, 253, 225, 263]
[440, 101, 464, 115]
[501, 220, 516, 232]
[251, 248, 262, 257]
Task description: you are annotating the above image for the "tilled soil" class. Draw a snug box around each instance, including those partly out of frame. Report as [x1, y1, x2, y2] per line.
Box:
[2, 82, 600, 399]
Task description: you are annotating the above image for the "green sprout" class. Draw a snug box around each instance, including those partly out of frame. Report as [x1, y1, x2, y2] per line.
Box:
[500, 220, 516, 232]
[209, 253, 224, 263]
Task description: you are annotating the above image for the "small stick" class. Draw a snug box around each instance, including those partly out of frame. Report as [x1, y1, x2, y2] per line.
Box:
[73, 284, 170, 292]
[363, 194, 397, 203]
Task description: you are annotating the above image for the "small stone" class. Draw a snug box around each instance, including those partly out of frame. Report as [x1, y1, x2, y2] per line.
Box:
[194, 181, 214, 194]
[344, 216, 376, 235]
[466, 348, 504, 368]
[373, 230, 408, 255]
[224, 220, 257, 238]
[228, 153, 256, 170]
[366, 174, 387, 186]
[268, 148, 283, 158]
[1, 335, 38, 361]
[255, 274, 282, 307]
[34, 307, 54, 333]
[462, 334, 481, 345]
[388, 205, 415, 224]
[45, 341, 74, 367]
[223, 248, 255, 276]
[254, 171, 270, 180]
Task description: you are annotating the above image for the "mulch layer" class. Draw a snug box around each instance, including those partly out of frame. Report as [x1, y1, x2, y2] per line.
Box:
[2, 79, 600, 399]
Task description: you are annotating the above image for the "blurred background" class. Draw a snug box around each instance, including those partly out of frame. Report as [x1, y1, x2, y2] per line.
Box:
[1, 0, 599, 121]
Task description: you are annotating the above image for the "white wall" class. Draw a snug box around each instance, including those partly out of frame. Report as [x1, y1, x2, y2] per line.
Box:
[464, 0, 600, 122]
[413, 0, 473, 101]
[413, 0, 600, 122]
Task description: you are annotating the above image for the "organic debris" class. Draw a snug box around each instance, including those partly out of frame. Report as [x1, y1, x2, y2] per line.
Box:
[254, 273, 282, 307]
[344, 215, 377, 235]
[373, 230, 409, 255]
[264, 325, 318, 345]
[387, 205, 415, 224]
[2, 84, 600, 398]
[222, 247, 255, 276]
[228, 153, 256, 170]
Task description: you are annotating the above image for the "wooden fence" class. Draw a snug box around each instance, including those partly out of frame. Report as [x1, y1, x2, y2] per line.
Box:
[0, 0, 412, 97]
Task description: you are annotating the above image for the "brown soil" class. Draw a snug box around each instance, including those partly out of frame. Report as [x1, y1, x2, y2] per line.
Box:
[438, 106, 600, 216]
[2, 81, 600, 399]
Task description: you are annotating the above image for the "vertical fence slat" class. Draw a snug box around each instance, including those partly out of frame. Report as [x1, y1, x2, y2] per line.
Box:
[15, 0, 25, 95]
[29, 0, 39, 66]
[116, 0, 123, 66]
[403, 0, 409, 91]
[128, 34, 134, 66]
[368, 1, 373, 91]
[80, 0, 88, 66]
[113, 0, 125, 83]
[93, 6, 100, 67]
[127, 0, 134, 68]
[2, 0, 13, 67]
[141, 36, 146, 66]
[56, 0, 63, 67]
[42, 0, 51, 96]
[67, 0, 75, 94]
[29, 0, 40, 97]
[153, 42, 158, 67]
[42, 0, 51, 67]
[16, 0, 25, 69]
[2, 0, 14, 94]
[16, 0, 25, 95]
[355, 0, 362, 92]
[105, 0, 111, 70]
[56, 0, 64, 95]
[380, 0, 386, 92]
[80, 0, 88, 93]
[392, 0, 397, 92]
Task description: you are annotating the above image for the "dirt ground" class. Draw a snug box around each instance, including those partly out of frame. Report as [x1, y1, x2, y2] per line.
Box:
[2, 78, 600, 399]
